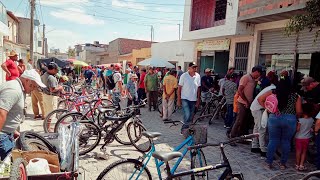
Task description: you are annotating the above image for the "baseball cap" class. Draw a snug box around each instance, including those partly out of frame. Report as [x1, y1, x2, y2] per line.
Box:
[205, 68, 211, 73]
[189, 62, 198, 67]
[47, 62, 58, 70]
[301, 77, 315, 87]
[21, 69, 46, 88]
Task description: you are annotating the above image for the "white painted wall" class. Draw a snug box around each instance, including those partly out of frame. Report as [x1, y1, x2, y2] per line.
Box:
[151, 40, 195, 70]
[182, 0, 253, 41]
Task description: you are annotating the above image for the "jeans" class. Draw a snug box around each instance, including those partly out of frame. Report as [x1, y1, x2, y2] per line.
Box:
[266, 114, 297, 165]
[138, 88, 146, 101]
[225, 104, 234, 127]
[113, 92, 121, 106]
[251, 110, 267, 152]
[181, 99, 196, 132]
[147, 91, 158, 110]
[127, 96, 138, 107]
[0, 133, 14, 160]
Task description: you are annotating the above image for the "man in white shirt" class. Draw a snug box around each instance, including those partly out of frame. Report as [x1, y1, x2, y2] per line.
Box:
[112, 64, 124, 107]
[178, 62, 201, 134]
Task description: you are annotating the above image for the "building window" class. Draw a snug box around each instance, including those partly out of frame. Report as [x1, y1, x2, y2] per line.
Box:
[190, 0, 227, 31]
[234, 42, 250, 73]
[214, 0, 227, 21]
[38, 41, 42, 47]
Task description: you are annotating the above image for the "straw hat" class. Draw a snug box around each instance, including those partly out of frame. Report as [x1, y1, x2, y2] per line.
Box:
[8, 50, 18, 57]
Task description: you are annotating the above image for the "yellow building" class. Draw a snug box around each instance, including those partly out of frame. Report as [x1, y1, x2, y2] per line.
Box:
[118, 47, 151, 66]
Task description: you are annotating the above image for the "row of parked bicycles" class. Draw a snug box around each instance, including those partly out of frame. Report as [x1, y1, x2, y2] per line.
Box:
[28, 82, 320, 180]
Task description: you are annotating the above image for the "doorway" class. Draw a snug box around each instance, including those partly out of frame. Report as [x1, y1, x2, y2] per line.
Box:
[214, 51, 229, 77]
[310, 53, 320, 81]
[200, 56, 214, 76]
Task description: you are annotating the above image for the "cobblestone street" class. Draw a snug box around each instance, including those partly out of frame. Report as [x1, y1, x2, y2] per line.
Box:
[21, 96, 315, 180]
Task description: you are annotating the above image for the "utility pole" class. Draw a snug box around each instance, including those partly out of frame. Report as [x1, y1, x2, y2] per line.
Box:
[30, 0, 35, 66]
[150, 25, 153, 43]
[178, 23, 181, 40]
[42, 24, 45, 56]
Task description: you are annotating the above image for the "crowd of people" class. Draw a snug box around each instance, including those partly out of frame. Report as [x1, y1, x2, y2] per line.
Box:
[1, 49, 320, 174]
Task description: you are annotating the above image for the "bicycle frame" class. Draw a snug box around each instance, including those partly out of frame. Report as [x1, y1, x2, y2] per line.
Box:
[166, 143, 236, 180]
[134, 135, 203, 180]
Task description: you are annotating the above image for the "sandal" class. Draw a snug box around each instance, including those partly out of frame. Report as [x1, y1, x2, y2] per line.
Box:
[295, 164, 299, 170]
[34, 115, 42, 119]
[264, 163, 273, 170]
[298, 165, 307, 171]
[277, 163, 287, 170]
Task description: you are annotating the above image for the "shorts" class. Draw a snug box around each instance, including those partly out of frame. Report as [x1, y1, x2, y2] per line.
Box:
[0, 133, 14, 160]
[295, 138, 309, 151]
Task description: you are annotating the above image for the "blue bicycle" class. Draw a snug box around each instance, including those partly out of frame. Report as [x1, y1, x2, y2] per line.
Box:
[97, 120, 208, 180]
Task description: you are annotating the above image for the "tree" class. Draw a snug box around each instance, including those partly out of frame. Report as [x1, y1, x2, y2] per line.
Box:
[285, 0, 320, 41]
[67, 46, 76, 58]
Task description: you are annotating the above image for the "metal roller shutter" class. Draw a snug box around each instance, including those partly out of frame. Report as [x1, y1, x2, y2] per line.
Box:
[260, 29, 296, 54]
[297, 30, 320, 53]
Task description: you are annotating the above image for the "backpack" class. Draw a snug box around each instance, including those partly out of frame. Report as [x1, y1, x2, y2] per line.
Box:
[105, 73, 116, 90]
[265, 93, 279, 114]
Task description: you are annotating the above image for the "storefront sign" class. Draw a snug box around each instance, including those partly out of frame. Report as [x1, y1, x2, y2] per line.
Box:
[197, 39, 230, 51]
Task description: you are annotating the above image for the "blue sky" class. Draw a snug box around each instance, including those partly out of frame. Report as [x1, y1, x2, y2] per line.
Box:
[2, 0, 186, 52]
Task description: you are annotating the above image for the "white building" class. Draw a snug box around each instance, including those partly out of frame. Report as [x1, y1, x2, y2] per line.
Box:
[76, 41, 108, 65]
[151, 40, 195, 71]
[182, 0, 254, 75]
[0, 2, 9, 84]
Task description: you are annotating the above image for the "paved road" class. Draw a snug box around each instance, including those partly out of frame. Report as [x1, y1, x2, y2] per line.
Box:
[21, 96, 316, 180]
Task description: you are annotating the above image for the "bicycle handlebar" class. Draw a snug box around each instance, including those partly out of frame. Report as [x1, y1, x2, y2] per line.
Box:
[188, 133, 259, 150]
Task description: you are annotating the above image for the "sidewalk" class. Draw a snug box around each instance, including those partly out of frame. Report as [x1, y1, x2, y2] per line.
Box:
[21, 96, 315, 179]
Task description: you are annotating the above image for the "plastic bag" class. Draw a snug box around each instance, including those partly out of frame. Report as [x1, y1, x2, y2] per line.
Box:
[58, 122, 80, 171]
[261, 109, 268, 128]
[26, 158, 51, 175]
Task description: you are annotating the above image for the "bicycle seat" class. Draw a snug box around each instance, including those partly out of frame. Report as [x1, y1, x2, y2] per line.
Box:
[152, 151, 182, 163]
[98, 107, 116, 113]
[142, 131, 161, 139]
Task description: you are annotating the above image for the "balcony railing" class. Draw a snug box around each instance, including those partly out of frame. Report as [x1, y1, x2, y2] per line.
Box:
[0, 2, 7, 24]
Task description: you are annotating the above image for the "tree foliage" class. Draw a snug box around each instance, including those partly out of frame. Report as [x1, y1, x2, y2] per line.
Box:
[285, 0, 320, 41]
[67, 46, 76, 58]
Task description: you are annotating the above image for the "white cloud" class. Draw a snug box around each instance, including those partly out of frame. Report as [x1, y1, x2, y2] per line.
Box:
[50, 8, 105, 25]
[111, 0, 146, 10]
[46, 29, 86, 52]
[41, 0, 89, 6]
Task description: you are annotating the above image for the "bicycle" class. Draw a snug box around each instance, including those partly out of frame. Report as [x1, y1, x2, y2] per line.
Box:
[54, 102, 150, 155]
[97, 118, 209, 180]
[198, 91, 220, 119]
[209, 96, 227, 125]
[269, 170, 320, 180]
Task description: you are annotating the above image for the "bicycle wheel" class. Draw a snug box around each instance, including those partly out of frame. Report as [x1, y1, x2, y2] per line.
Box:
[18, 131, 58, 154]
[54, 112, 88, 133]
[83, 85, 94, 95]
[96, 159, 152, 180]
[62, 84, 74, 95]
[78, 121, 101, 155]
[10, 158, 28, 180]
[191, 149, 208, 180]
[113, 121, 133, 145]
[43, 109, 69, 133]
[127, 121, 151, 152]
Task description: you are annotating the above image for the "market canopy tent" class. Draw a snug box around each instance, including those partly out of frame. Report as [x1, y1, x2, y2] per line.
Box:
[37, 57, 69, 69]
[137, 58, 175, 68]
[73, 60, 89, 67]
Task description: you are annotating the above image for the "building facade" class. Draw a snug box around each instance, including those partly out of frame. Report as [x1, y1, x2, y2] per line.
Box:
[75, 41, 108, 65]
[118, 47, 151, 66]
[0, 2, 9, 83]
[151, 40, 195, 71]
[97, 38, 152, 65]
[182, 0, 254, 76]
[238, 0, 320, 80]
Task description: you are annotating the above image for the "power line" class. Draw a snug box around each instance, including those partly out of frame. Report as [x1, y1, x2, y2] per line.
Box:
[110, 0, 190, 6]
[77, 3, 182, 22]
[41, 4, 181, 26]
[38, 0, 45, 24]
[82, 0, 184, 13]
[14, 0, 24, 13]
[40, 4, 150, 26]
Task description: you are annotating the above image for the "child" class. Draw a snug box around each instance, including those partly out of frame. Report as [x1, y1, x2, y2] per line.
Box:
[295, 103, 314, 171]
[126, 74, 139, 107]
[222, 73, 237, 128]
